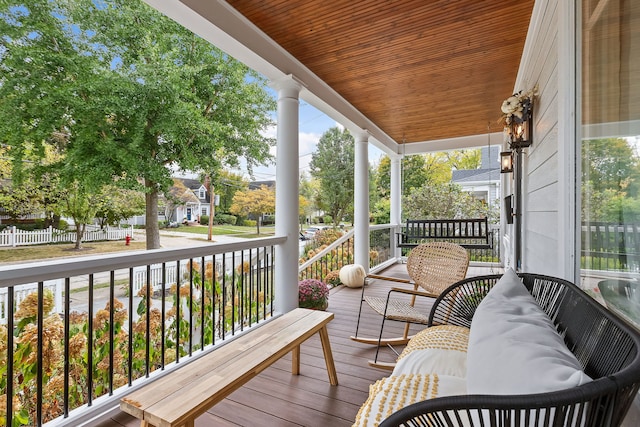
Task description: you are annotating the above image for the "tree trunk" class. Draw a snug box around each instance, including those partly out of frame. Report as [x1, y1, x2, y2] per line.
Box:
[145, 180, 161, 249]
[256, 215, 261, 235]
[74, 223, 85, 250]
[52, 214, 61, 229]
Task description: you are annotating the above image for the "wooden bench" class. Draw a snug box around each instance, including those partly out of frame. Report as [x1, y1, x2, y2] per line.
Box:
[120, 308, 338, 427]
[396, 218, 491, 250]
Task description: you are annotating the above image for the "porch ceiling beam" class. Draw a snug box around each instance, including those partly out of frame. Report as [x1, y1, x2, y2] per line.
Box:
[402, 132, 505, 155]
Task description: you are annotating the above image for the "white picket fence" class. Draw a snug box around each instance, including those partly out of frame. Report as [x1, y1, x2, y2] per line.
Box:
[0, 280, 64, 324]
[0, 225, 134, 247]
[130, 249, 272, 296]
[0, 250, 272, 324]
[132, 261, 186, 295]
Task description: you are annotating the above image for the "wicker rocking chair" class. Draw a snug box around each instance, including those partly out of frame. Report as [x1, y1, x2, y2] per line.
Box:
[351, 242, 469, 369]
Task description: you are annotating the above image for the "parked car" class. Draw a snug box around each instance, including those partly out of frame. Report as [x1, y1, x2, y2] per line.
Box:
[303, 225, 330, 240]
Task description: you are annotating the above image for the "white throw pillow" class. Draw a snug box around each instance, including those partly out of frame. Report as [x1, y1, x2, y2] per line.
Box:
[352, 373, 466, 427]
[466, 269, 591, 395]
[393, 325, 469, 378]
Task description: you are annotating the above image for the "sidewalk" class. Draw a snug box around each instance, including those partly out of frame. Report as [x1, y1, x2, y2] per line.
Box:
[68, 230, 260, 313]
[147, 229, 249, 247]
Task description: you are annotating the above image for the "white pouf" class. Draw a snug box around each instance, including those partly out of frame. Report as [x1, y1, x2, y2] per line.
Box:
[339, 264, 366, 288]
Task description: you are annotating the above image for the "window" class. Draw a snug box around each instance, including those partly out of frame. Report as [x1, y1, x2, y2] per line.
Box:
[199, 188, 206, 199]
[202, 208, 207, 216]
[580, 0, 640, 328]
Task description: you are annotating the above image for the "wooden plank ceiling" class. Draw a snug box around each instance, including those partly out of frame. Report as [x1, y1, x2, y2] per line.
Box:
[225, 0, 534, 145]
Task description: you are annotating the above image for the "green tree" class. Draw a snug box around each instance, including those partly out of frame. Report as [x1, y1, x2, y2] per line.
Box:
[309, 127, 355, 226]
[0, 146, 11, 180]
[229, 185, 275, 234]
[61, 181, 100, 249]
[582, 138, 640, 223]
[299, 172, 319, 225]
[403, 183, 497, 223]
[95, 186, 146, 228]
[423, 152, 455, 184]
[216, 171, 249, 214]
[582, 138, 640, 195]
[299, 194, 311, 230]
[371, 198, 391, 224]
[0, 143, 64, 226]
[1, 0, 276, 249]
[444, 149, 481, 171]
[375, 155, 430, 198]
[0, 181, 41, 221]
[375, 149, 482, 200]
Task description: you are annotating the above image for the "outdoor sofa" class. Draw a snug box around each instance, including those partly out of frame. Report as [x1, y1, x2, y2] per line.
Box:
[353, 269, 640, 427]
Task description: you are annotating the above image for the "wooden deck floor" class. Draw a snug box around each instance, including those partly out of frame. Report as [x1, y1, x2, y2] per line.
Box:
[91, 264, 640, 427]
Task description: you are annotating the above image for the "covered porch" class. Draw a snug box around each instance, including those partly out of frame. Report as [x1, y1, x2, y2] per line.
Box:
[2, 0, 639, 425]
[93, 262, 640, 427]
[94, 264, 504, 427]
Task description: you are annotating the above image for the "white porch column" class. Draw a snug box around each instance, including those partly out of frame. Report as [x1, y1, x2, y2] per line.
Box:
[389, 154, 402, 259]
[271, 75, 303, 314]
[354, 131, 370, 273]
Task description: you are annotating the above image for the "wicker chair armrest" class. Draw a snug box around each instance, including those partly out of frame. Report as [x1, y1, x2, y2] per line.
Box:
[427, 274, 502, 328]
[389, 287, 438, 299]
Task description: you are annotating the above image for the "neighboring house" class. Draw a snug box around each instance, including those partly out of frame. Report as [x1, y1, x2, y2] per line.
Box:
[130, 177, 210, 225]
[452, 146, 501, 205]
[181, 178, 211, 220]
[248, 180, 275, 190]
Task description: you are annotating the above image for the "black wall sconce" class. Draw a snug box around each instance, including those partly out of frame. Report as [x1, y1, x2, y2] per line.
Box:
[500, 86, 537, 271]
[504, 195, 514, 224]
[502, 87, 536, 150]
[506, 115, 532, 149]
[500, 151, 513, 173]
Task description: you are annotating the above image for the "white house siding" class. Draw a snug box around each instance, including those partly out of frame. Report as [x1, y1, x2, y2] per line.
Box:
[510, 0, 570, 277]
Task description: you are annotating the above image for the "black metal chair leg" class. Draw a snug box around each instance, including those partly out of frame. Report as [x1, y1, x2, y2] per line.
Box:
[353, 278, 368, 338]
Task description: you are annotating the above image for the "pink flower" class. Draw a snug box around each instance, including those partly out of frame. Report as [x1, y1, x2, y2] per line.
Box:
[298, 279, 329, 309]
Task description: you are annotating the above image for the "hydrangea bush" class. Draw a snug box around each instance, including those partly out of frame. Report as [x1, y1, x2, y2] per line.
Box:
[298, 279, 329, 310]
[324, 270, 342, 287]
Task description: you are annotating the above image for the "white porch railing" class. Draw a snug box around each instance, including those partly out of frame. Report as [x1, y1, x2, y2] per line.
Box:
[298, 224, 399, 282]
[0, 236, 284, 427]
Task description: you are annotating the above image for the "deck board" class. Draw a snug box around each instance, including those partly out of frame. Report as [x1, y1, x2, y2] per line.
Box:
[89, 264, 640, 427]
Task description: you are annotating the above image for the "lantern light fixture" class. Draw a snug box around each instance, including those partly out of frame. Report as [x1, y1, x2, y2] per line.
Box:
[501, 87, 537, 149]
[500, 151, 513, 173]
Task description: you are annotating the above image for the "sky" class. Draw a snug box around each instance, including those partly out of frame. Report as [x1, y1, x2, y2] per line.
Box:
[225, 95, 386, 183]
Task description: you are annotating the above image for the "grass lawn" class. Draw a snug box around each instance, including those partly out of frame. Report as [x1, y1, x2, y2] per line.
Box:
[0, 226, 275, 264]
[0, 240, 147, 264]
[175, 224, 275, 238]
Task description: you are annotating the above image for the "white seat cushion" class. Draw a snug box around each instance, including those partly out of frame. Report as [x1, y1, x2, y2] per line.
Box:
[466, 269, 591, 395]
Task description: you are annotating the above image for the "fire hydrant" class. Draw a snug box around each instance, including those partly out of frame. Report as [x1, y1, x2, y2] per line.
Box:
[125, 235, 131, 246]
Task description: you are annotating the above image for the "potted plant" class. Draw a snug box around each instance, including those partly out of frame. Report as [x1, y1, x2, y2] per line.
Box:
[298, 278, 330, 311]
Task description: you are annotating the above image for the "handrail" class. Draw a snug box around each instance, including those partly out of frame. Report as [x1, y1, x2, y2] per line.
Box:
[298, 224, 400, 283]
[298, 229, 354, 271]
[298, 224, 399, 272]
[0, 236, 286, 287]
